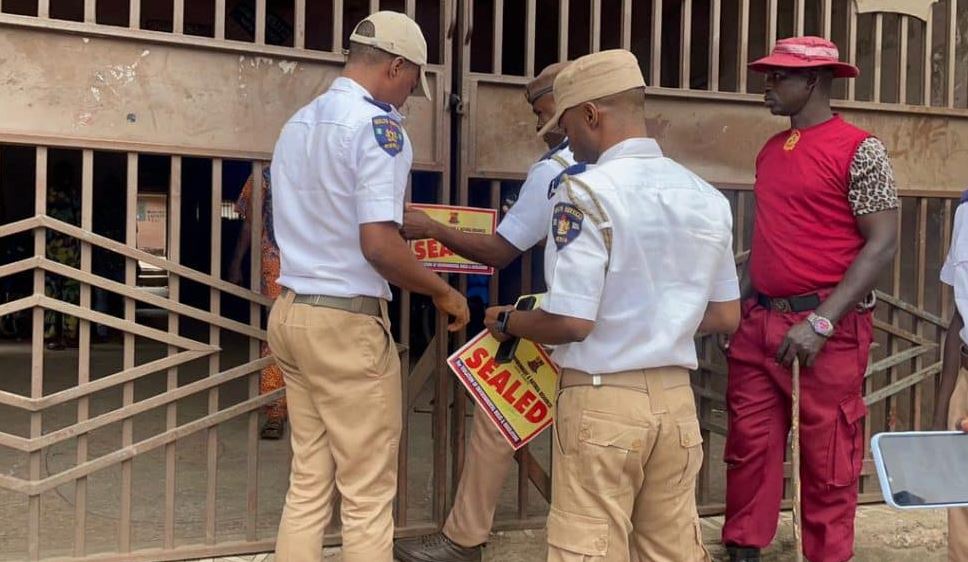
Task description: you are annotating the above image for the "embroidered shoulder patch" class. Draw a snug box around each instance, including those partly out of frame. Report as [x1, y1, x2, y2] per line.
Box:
[372, 116, 405, 157]
[552, 202, 584, 250]
[547, 163, 587, 199]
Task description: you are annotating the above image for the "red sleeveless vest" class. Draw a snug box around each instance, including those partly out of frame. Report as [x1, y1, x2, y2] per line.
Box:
[749, 116, 871, 297]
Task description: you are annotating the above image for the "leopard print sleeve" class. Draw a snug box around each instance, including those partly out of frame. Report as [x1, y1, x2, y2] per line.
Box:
[848, 137, 899, 216]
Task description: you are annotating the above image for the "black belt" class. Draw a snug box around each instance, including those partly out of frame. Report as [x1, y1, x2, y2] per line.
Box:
[756, 293, 821, 313]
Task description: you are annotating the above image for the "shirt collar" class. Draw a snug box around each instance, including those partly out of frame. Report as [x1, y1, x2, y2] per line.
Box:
[596, 138, 663, 165]
[331, 77, 405, 120]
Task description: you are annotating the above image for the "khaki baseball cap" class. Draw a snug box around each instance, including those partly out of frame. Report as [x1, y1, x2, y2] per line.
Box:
[349, 11, 431, 100]
[537, 49, 646, 138]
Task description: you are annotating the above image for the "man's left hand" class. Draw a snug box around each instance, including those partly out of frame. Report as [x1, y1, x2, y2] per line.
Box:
[776, 320, 828, 368]
[484, 305, 515, 343]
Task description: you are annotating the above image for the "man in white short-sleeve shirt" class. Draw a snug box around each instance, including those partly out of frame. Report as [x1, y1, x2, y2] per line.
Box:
[393, 61, 576, 562]
[483, 49, 740, 562]
[267, 11, 468, 562]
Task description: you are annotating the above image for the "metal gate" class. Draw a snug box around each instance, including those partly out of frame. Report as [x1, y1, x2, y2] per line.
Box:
[2, 1, 968, 561]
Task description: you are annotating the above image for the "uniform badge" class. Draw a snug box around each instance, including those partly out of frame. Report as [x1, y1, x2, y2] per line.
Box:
[372, 116, 405, 156]
[547, 163, 587, 199]
[783, 129, 801, 151]
[551, 203, 584, 250]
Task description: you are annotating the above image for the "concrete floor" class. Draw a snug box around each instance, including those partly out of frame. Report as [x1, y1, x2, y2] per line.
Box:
[182, 505, 950, 561]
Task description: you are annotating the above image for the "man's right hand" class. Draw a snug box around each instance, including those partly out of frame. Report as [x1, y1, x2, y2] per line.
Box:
[400, 204, 438, 241]
[433, 286, 470, 332]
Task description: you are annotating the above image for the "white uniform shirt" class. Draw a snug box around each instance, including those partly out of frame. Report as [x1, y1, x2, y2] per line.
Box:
[272, 77, 413, 300]
[941, 201, 968, 344]
[496, 143, 576, 250]
[541, 138, 739, 373]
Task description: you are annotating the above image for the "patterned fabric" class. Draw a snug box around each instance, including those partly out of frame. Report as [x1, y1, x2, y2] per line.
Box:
[236, 167, 286, 420]
[848, 137, 899, 216]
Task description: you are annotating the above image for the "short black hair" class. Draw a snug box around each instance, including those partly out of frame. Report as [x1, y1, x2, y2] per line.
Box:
[346, 41, 397, 65]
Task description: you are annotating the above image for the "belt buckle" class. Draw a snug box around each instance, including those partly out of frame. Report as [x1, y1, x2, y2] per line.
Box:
[773, 298, 791, 313]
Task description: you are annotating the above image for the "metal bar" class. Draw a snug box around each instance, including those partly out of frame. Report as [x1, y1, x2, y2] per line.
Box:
[736, 192, 746, 252]
[206, 159, 222, 545]
[173, 0, 184, 33]
[710, 0, 721, 91]
[164, 156, 182, 550]
[651, 0, 663, 87]
[848, 0, 858, 100]
[739, 0, 749, 93]
[680, 0, 692, 89]
[924, 8, 934, 106]
[948, 0, 956, 108]
[38, 0, 49, 18]
[621, 0, 632, 50]
[1, 390, 285, 496]
[333, 0, 344, 52]
[129, 0, 140, 29]
[794, 0, 804, 36]
[215, 0, 225, 39]
[900, 16, 909, 104]
[767, 0, 777, 51]
[887, 203, 903, 432]
[74, 149, 94, 558]
[493, 0, 503, 75]
[526, 0, 536, 75]
[35, 217, 270, 305]
[822, 0, 832, 39]
[0, 356, 266, 452]
[255, 0, 266, 44]
[34, 259, 263, 339]
[295, 0, 306, 48]
[84, 0, 95, 23]
[558, 0, 569, 62]
[914, 198, 928, 431]
[246, 162, 264, 541]
[944, 200, 954, 320]
[406, 0, 415, 18]
[516, 447, 530, 518]
[874, 14, 883, 103]
[28, 146, 47, 562]
[370, 0, 378, 13]
[591, 0, 601, 53]
[120, 152, 136, 554]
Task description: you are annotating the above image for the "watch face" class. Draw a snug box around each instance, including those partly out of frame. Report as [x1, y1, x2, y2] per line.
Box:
[814, 317, 834, 335]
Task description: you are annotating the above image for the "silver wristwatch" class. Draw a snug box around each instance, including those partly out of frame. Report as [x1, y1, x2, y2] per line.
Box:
[807, 312, 835, 338]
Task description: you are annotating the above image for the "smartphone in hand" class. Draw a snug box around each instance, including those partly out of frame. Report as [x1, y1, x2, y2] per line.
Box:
[495, 296, 538, 364]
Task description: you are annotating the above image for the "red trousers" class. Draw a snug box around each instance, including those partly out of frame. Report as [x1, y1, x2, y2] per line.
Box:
[722, 300, 872, 562]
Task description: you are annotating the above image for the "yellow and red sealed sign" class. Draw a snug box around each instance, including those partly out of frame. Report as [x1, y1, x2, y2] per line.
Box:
[410, 204, 497, 275]
[447, 328, 559, 450]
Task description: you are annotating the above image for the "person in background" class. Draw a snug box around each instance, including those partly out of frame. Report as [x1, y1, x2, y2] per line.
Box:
[229, 165, 287, 440]
[933, 189, 968, 562]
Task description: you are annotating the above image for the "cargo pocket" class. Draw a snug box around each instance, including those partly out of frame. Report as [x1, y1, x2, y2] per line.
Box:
[828, 395, 867, 487]
[546, 507, 608, 561]
[577, 410, 649, 496]
[671, 419, 704, 489]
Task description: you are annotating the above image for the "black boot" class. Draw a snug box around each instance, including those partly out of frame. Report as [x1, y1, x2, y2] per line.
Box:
[726, 545, 762, 562]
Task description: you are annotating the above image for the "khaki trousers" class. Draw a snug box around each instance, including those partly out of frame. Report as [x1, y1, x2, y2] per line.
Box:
[948, 369, 968, 562]
[547, 368, 711, 562]
[442, 404, 517, 547]
[268, 291, 402, 562]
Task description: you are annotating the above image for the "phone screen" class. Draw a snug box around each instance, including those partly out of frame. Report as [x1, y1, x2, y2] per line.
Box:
[875, 432, 968, 507]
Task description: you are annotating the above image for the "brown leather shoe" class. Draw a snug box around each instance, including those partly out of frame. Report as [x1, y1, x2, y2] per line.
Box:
[393, 532, 482, 562]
